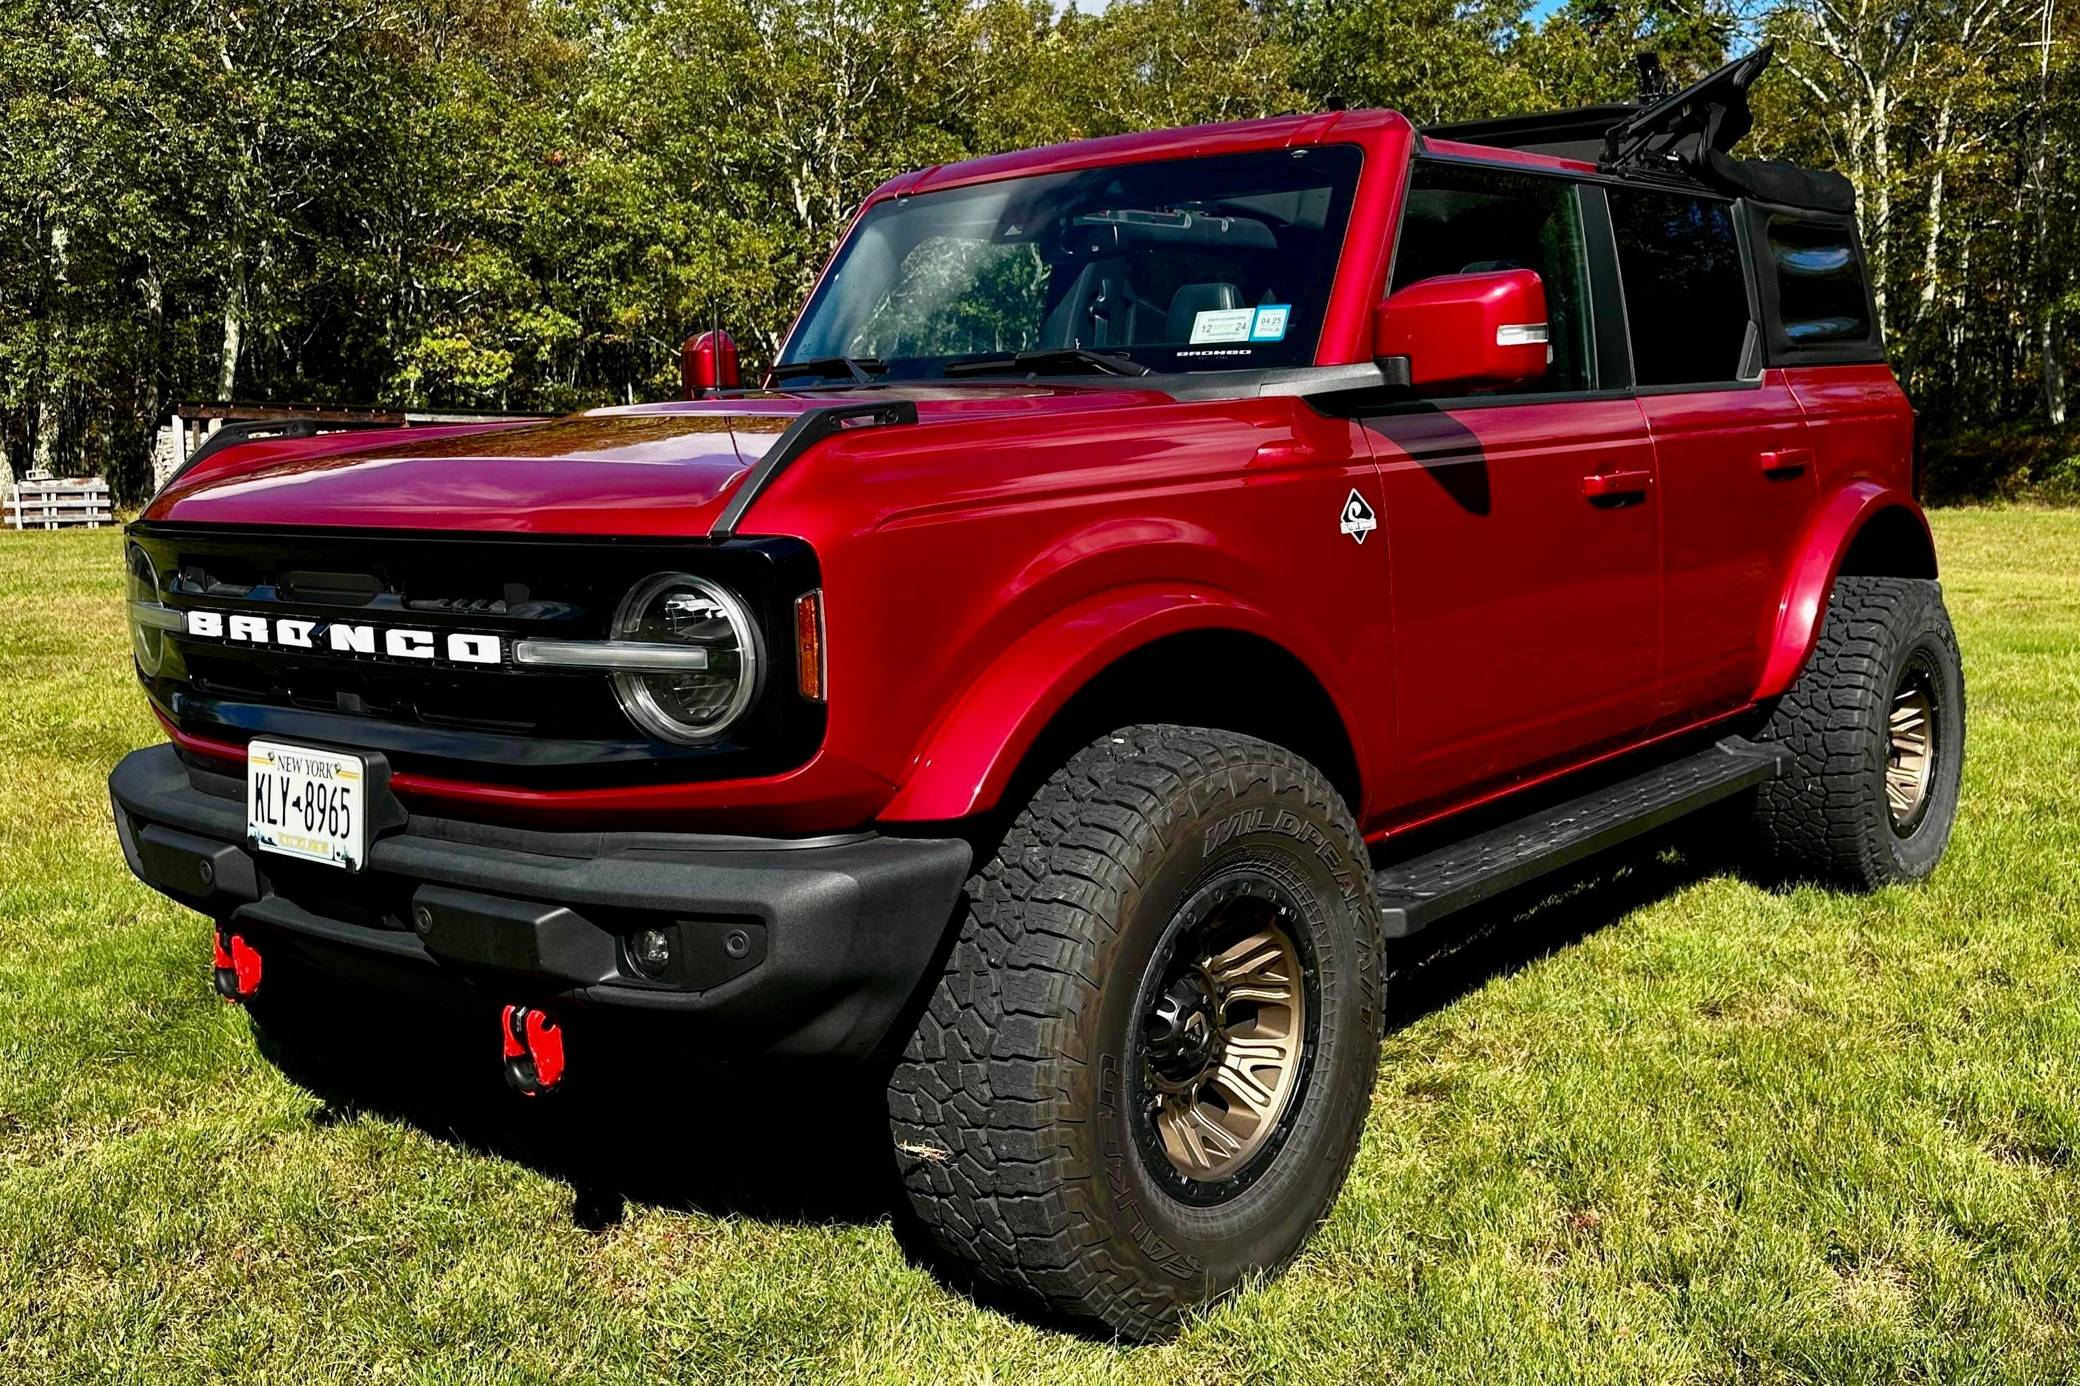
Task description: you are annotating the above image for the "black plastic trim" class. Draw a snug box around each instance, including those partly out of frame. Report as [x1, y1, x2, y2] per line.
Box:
[711, 402, 919, 540]
[163, 419, 321, 492]
[1577, 184, 1634, 391]
[124, 525, 826, 788]
[110, 742, 973, 1059]
[1373, 736, 1788, 936]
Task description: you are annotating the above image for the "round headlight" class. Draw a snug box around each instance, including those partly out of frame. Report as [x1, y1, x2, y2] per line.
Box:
[126, 544, 164, 677]
[609, 574, 762, 743]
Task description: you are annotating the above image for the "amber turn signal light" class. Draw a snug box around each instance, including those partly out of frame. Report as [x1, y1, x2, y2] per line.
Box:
[795, 590, 826, 702]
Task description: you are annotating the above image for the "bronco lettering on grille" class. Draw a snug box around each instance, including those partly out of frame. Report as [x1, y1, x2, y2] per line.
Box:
[182, 610, 504, 666]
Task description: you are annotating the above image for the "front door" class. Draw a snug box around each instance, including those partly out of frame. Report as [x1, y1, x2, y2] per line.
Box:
[1364, 164, 1662, 820]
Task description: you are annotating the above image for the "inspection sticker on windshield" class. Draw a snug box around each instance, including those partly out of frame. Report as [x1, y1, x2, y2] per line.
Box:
[1189, 308, 1257, 344]
[1250, 305, 1291, 341]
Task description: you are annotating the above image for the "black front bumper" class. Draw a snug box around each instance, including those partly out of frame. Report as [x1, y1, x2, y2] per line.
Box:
[109, 743, 971, 1059]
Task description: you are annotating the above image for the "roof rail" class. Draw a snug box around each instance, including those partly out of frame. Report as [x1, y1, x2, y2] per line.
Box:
[1423, 104, 1641, 162]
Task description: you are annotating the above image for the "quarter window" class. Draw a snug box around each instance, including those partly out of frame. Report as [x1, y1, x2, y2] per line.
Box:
[1608, 190, 1751, 386]
[1391, 163, 1595, 395]
[1765, 216, 1872, 344]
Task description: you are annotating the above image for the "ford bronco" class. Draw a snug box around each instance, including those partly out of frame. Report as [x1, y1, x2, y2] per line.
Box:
[111, 50, 1963, 1337]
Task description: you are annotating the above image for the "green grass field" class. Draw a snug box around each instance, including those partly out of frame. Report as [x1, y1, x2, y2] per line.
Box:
[3, 512, 2078, 1383]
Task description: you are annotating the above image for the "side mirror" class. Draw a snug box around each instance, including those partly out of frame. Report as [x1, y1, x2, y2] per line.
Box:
[682, 329, 741, 398]
[1372, 269, 1549, 392]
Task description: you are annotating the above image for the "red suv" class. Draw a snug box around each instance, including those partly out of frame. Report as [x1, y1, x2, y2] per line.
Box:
[111, 51, 1962, 1337]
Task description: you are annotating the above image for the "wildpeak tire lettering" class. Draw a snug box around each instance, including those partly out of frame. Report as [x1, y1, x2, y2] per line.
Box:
[182, 609, 502, 666]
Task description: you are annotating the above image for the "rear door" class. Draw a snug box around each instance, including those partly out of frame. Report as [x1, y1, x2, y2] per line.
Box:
[1361, 163, 1662, 818]
[1604, 187, 1817, 727]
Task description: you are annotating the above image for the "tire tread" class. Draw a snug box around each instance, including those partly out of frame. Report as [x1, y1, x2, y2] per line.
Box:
[887, 724, 1373, 1338]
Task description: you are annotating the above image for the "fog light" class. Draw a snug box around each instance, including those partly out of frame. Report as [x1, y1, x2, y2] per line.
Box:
[628, 927, 673, 979]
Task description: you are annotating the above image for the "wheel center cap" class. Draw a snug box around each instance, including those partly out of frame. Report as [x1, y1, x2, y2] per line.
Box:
[1145, 973, 1219, 1083]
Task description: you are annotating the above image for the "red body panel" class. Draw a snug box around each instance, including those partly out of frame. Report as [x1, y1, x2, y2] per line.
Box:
[1359, 398, 1662, 817]
[1757, 364, 1925, 700]
[1643, 374, 1817, 726]
[140, 116, 1929, 846]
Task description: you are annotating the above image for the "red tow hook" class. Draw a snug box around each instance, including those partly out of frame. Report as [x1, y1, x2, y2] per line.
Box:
[212, 924, 263, 1002]
[501, 1004, 566, 1097]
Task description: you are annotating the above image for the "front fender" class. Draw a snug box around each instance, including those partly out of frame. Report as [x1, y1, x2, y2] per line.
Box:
[1755, 480, 1934, 701]
[875, 584, 1359, 824]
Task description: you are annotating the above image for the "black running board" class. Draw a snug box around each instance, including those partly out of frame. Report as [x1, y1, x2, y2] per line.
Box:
[1373, 736, 1788, 937]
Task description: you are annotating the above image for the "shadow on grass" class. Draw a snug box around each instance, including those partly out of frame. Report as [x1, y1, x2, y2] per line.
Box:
[244, 830, 1725, 1314]
[1384, 835, 1721, 1029]
[251, 985, 898, 1232]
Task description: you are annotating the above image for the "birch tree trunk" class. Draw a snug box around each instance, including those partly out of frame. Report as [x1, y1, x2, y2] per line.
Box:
[32, 225, 70, 475]
[1915, 95, 1954, 334]
[2033, 0, 2067, 423]
[1870, 78, 1893, 340]
[218, 235, 246, 403]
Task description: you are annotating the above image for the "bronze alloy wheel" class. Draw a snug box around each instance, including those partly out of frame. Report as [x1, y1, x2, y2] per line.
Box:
[1887, 661, 1938, 833]
[889, 725, 1385, 1338]
[1132, 870, 1318, 1204]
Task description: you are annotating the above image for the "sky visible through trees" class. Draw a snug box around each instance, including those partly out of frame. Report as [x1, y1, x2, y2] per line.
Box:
[3, 0, 2075, 499]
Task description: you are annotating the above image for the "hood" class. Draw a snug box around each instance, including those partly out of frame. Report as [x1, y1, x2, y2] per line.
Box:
[145, 386, 1165, 536]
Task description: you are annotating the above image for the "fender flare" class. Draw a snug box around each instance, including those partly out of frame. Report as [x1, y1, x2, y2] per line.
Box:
[876, 584, 1365, 824]
[1754, 480, 1935, 702]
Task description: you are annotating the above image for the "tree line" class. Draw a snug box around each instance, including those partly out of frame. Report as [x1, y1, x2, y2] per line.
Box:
[4, 0, 2075, 500]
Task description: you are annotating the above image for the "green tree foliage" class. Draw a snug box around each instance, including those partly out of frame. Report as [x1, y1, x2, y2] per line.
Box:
[2, 0, 2075, 497]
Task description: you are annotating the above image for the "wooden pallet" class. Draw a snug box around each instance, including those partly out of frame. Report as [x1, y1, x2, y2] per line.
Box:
[6, 478, 113, 530]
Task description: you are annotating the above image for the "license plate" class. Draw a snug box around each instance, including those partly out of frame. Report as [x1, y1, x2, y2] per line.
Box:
[246, 739, 367, 870]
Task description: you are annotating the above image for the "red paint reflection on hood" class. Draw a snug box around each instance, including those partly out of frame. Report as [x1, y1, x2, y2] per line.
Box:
[145, 387, 1163, 535]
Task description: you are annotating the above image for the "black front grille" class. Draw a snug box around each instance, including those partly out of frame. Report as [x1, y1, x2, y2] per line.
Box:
[131, 524, 825, 787]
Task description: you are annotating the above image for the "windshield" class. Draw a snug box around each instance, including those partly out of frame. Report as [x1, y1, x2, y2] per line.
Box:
[781, 146, 1363, 381]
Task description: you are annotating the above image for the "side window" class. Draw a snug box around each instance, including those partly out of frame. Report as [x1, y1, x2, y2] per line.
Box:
[1764, 215, 1872, 344]
[1391, 163, 1594, 394]
[1607, 190, 1751, 386]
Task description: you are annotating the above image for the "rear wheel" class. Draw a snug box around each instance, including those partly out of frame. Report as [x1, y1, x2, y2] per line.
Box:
[1751, 575, 1965, 886]
[886, 725, 1382, 1339]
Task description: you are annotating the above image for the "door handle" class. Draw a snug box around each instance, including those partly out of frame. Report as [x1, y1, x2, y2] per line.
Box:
[1759, 447, 1812, 476]
[1580, 468, 1653, 501]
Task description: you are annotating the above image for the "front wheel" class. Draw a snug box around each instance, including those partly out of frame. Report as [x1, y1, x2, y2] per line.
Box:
[1751, 575, 1966, 886]
[886, 725, 1383, 1339]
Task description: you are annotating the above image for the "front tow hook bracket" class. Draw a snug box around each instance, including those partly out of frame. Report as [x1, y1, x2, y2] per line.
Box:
[501, 1004, 566, 1097]
[212, 924, 263, 1003]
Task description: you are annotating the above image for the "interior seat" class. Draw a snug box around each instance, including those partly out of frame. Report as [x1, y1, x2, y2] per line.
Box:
[1165, 282, 1244, 342]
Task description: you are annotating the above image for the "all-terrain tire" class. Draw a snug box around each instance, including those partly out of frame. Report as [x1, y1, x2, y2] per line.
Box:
[1751, 575, 1965, 886]
[886, 726, 1383, 1340]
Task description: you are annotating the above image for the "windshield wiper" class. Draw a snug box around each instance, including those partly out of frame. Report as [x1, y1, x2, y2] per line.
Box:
[942, 348, 1152, 379]
[769, 355, 888, 386]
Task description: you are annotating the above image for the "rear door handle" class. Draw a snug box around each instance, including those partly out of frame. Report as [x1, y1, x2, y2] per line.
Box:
[1580, 468, 1653, 501]
[1759, 447, 1812, 476]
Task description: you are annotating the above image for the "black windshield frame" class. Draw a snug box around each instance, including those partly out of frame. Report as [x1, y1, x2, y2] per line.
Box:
[780, 146, 1365, 381]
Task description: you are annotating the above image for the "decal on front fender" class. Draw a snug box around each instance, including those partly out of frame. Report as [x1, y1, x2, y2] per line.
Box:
[1339, 489, 1378, 545]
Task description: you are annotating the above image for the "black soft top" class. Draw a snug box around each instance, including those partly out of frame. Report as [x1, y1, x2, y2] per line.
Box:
[1424, 47, 1855, 216]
